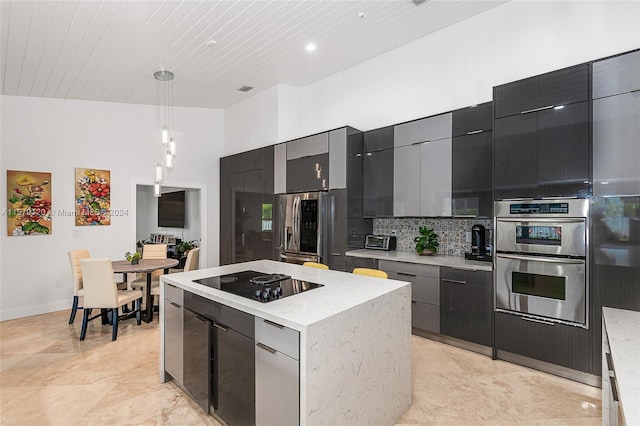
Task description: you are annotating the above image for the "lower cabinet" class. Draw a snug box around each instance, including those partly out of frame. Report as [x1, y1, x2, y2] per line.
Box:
[183, 307, 211, 413]
[439, 267, 492, 346]
[494, 311, 590, 372]
[380, 260, 440, 333]
[164, 284, 183, 384]
[255, 317, 300, 426]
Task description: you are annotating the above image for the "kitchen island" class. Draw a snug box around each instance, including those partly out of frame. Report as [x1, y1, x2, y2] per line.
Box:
[159, 259, 412, 425]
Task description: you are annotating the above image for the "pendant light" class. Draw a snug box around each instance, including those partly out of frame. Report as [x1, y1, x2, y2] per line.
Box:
[153, 69, 177, 196]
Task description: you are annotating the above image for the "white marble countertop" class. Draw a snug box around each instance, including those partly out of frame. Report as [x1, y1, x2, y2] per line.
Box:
[161, 259, 410, 333]
[346, 249, 493, 272]
[602, 307, 640, 425]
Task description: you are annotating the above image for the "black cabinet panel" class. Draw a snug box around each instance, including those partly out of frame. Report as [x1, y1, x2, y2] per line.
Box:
[494, 64, 590, 119]
[494, 114, 538, 200]
[183, 309, 211, 413]
[537, 101, 590, 198]
[494, 311, 590, 372]
[363, 148, 394, 217]
[364, 125, 394, 152]
[452, 101, 493, 137]
[439, 268, 492, 346]
[286, 153, 329, 193]
[452, 130, 493, 217]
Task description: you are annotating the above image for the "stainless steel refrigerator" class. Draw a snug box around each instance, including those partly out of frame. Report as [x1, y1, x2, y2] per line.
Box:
[276, 192, 329, 264]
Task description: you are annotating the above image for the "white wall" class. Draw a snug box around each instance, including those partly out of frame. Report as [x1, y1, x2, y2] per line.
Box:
[0, 95, 224, 320]
[225, 1, 640, 146]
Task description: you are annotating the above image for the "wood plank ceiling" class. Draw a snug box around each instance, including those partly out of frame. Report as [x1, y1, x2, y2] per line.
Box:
[1, 0, 506, 108]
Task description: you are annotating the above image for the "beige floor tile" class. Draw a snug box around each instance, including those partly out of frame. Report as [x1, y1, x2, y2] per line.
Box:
[0, 310, 602, 425]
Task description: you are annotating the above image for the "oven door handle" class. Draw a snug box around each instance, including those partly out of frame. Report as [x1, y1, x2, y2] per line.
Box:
[496, 253, 584, 264]
[495, 218, 585, 223]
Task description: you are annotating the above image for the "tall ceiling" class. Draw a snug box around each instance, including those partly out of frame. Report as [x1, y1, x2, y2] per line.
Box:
[1, 0, 506, 109]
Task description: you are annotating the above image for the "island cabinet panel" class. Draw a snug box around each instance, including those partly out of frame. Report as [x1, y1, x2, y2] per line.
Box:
[493, 64, 591, 200]
[439, 268, 492, 347]
[494, 311, 590, 372]
[451, 102, 493, 217]
[363, 126, 394, 217]
[164, 284, 183, 385]
[380, 260, 440, 333]
[255, 317, 299, 426]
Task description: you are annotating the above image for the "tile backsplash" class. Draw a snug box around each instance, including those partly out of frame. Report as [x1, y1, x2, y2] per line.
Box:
[373, 217, 492, 256]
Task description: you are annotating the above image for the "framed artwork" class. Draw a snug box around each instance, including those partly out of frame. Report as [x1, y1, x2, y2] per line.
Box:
[7, 170, 52, 236]
[75, 168, 111, 226]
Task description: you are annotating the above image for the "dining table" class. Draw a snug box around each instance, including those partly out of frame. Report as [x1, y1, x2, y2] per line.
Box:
[112, 258, 179, 323]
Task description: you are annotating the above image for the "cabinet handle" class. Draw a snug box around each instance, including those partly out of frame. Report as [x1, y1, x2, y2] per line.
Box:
[449, 267, 478, 272]
[605, 352, 614, 372]
[169, 302, 181, 308]
[242, 233, 245, 247]
[466, 129, 483, 135]
[442, 278, 467, 285]
[411, 140, 430, 146]
[520, 105, 554, 114]
[521, 316, 555, 326]
[213, 322, 228, 332]
[256, 342, 277, 354]
[396, 272, 416, 277]
[610, 375, 620, 403]
[193, 315, 206, 325]
[331, 253, 343, 256]
[263, 319, 285, 329]
[411, 300, 417, 304]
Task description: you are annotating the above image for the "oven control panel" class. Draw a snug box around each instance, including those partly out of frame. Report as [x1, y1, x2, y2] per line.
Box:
[509, 202, 569, 215]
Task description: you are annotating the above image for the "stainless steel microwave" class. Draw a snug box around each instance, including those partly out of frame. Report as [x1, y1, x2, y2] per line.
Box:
[364, 235, 397, 251]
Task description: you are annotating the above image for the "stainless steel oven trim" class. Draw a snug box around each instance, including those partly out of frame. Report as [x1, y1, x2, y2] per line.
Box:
[495, 218, 586, 257]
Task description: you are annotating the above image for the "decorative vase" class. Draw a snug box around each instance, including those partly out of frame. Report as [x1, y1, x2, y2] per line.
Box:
[419, 250, 434, 256]
[130, 259, 139, 265]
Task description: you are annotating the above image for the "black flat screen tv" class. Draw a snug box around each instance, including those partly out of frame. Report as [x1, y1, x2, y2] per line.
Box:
[158, 190, 185, 228]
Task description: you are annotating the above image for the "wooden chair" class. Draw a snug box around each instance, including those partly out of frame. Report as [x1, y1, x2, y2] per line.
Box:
[79, 258, 143, 341]
[68, 249, 90, 324]
[303, 261, 329, 270]
[352, 268, 388, 279]
[150, 248, 200, 300]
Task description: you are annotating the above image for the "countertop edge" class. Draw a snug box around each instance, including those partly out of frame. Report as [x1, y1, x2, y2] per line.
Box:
[346, 249, 493, 271]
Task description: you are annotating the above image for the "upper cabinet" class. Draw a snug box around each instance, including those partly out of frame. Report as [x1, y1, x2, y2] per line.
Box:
[451, 102, 493, 217]
[363, 126, 394, 217]
[592, 50, 640, 197]
[393, 113, 452, 217]
[286, 133, 329, 193]
[494, 64, 591, 200]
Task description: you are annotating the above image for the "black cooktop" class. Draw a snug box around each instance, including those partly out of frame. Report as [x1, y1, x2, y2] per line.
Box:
[193, 270, 324, 303]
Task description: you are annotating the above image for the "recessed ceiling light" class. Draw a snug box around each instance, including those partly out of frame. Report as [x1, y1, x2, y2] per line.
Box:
[206, 40, 217, 47]
[305, 43, 317, 52]
[237, 86, 254, 92]
[357, 11, 365, 18]
[411, 0, 428, 5]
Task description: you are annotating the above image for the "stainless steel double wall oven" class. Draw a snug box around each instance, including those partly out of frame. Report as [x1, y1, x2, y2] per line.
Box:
[494, 199, 589, 327]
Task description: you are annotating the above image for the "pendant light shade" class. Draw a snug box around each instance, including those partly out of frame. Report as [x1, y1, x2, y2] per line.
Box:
[153, 181, 162, 197]
[168, 138, 177, 156]
[155, 162, 164, 182]
[165, 151, 174, 169]
[153, 69, 177, 184]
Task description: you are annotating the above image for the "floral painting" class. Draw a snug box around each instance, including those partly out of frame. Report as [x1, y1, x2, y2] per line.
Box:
[7, 170, 52, 236]
[75, 168, 111, 226]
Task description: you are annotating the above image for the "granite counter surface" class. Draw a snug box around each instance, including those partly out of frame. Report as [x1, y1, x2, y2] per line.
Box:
[602, 307, 640, 425]
[346, 249, 493, 271]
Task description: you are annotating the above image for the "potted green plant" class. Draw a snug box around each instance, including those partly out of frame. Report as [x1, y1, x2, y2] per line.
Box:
[414, 226, 439, 256]
[176, 240, 198, 257]
[125, 251, 142, 265]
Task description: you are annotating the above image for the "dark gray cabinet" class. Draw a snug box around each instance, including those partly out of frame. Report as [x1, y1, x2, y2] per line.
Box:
[494, 64, 591, 200]
[593, 50, 640, 197]
[182, 307, 211, 413]
[451, 102, 493, 217]
[363, 126, 394, 217]
[439, 268, 492, 347]
[220, 146, 275, 265]
[494, 311, 590, 373]
[286, 153, 328, 192]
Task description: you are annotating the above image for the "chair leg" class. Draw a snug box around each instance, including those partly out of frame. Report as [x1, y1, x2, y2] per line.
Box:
[136, 299, 141, 325]
[112, 308, 119, 341]
[69, 296, 79, 324]
[80, 309, 90, 341]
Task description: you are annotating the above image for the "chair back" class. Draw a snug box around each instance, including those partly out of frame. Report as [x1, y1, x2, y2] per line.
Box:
[142, 244, 167, 259]
[80, 258, 119, 308]
[352, 268, 388, 279]
[303, 261, 329, 270]
[68, 249, 90, 296]
[184, 248, 200, 272]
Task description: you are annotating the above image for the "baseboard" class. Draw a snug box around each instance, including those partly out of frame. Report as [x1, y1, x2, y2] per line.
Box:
[412, 328, 493, 357]
[0, 300, 70, 321]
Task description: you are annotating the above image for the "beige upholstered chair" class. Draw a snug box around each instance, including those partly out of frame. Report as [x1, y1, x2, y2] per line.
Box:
[150, 248, 200, 300]
[303, 261, 329, 270]
[130, 244, 167, 308]
[352, 268, 388, 279]
[79, 258, 143, 341]
[68, 249, 90, 324]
